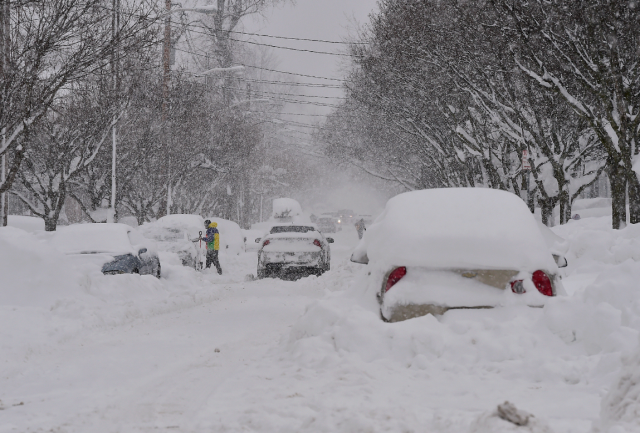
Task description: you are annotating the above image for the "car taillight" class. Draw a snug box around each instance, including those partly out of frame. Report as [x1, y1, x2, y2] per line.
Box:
[510, 280, 525, 294]
[385, 266, 406, 292]
[262, 240, 270, 247]
[532, 270, 553, 296]
[313, 239, 322, 247]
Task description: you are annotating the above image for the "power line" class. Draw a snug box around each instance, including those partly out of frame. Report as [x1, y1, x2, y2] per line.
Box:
[241, 64, 345, 82]
[172, 22, 355, 57]
[95, 3, 364, 46]
[172, 46, 346, 82]
[183, 21, 365, 45]
[241, 78, 342, 89]
[220, 85, 347, 100]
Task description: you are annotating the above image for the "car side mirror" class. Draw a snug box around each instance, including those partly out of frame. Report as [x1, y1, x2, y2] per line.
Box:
[138, 248, 148, 256]
[553, 254, 568, 268]
[255, 238, 261, 243]
[350, 251, 369, 264]
[326, 238, 334, 243]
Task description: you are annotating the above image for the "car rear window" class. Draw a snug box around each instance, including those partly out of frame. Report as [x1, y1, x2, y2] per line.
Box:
[270, 226, 315, 234]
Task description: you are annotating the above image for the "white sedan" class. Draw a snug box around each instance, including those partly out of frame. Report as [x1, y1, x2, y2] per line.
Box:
[257, 224, 333, 279]
[351, 188, 565, 322]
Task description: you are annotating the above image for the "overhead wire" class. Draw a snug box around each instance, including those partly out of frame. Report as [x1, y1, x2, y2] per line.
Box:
[172, 46, 346, 82]
[217, 85, 347, 100]
[177, 21, 365, 45]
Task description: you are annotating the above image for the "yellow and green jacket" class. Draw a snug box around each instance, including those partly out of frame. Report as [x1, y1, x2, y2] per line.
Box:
[203, 226, 220, 250]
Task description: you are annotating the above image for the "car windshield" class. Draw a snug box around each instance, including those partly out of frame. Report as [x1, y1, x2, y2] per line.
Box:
[270, 226, 315, 234]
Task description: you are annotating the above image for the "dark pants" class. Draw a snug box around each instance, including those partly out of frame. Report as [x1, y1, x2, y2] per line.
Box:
[206, 249, 222, 274]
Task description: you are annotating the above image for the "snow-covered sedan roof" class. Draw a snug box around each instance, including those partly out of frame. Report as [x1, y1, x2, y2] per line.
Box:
[140, 214, 204, 242]
[364, 188, 557, 271]
[52, 223, 135, 255]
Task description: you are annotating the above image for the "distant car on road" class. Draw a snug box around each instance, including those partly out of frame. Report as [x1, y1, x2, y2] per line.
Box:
[52, 223, 161, 277]
[257, 224, 334, 279]
[316, 216, 337, 233]
[351, 188, 564, 322]
[337, 209, 355, 226]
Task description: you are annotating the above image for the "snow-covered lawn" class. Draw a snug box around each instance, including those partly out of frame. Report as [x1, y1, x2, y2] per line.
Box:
[1, 217, 640, 432]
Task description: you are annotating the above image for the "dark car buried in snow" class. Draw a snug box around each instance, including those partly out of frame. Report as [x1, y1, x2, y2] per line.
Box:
[52, 223, 161, 278]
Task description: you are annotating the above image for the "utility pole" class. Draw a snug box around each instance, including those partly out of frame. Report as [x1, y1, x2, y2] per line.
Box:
[162, 0, 171, 217]
[108, 0, 120, 223]
[0, 0, 9, 227]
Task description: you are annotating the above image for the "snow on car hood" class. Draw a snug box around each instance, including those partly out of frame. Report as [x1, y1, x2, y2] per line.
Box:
[365, 188, 557, 271]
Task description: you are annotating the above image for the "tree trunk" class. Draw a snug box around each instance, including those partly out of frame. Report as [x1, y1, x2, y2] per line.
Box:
[627, 169, 640, 225]
[609, 162, 627, 229]
[44, 188, 66, 231]
[558, 188, 571, 224]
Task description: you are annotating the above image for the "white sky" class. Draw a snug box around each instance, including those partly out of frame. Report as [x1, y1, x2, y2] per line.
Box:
[244, 0, 379, 116]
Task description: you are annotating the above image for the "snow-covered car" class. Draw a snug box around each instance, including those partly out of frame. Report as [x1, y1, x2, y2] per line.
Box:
[52, 223, 161, 277]
[537, 221, 569, 268]
[316, 217, 337, 233]
[204, 217, 245, 255]
[139, 214, 204, 269]
[350, 188, 563, 322]
[257, 224, 334, 279]
[242, 229, 264, 252]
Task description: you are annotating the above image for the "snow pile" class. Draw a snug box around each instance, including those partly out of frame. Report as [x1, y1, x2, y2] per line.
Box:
[0, 226, 79, 308]
[594, 339, 640, 433]
[545, 218, 640, 355]
[7, 215, 45, 232]
[572, 198, 612, 219]
[0, 224, 257, 371]
[240, 214, 640, 431]
[469, 401, 554, 433]
[52, 223, 136, 255]
[364, 188, 556, 271]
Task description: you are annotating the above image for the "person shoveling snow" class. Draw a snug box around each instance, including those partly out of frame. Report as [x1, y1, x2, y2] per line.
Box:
[202, 220, 222, 275]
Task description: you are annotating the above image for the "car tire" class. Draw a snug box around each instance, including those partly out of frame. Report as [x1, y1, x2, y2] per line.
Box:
[257, 268, 265, 279]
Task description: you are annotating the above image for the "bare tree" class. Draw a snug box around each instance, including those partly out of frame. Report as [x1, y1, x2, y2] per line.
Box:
[0, 0, 157, 204]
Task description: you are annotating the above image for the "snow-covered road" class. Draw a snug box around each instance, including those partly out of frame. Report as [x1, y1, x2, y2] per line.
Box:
[2, 220, 640, 432]
[1, 228, 358, 432]
[11, 281, 325, 431]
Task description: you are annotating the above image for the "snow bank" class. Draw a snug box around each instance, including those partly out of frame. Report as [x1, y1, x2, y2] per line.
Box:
[264, 214, 640, 431]
[572, 198, 612, 219]
[7, 215, 45, 232]
[1, 224, 257, 376]
[0, 227, 79, 308]
[364, 188, 556, 271]
[593, 339, 640, 433]
[52, 223, 135, 255]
